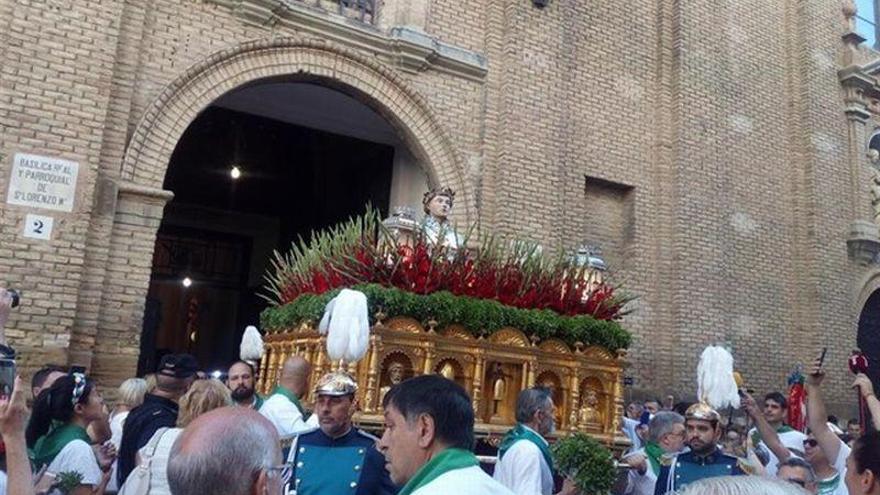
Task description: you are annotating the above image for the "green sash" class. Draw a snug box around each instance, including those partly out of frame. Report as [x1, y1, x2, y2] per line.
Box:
[644, 441, 665, 476]
[398, 448, 479, 495]
[751, 424, 794, 448]
[254, 393, 265, 411]
[271, 386, 310, 420]
[498, 423, 554, 475]
[30, 423, 91, 469]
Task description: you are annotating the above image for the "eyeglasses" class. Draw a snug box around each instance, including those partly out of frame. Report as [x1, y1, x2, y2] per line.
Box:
[70, 373, 87, 406]
[803, 439, 818, 448]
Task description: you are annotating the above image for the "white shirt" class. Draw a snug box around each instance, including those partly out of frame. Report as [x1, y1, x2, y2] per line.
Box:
[135, 427, 181, 495]
[622, 417, 643, 453]
[107, 410, 130, 492]
[748, 427, 806, 476]
[413, 466, 514, 495]
[622, 447, 658, 495]
[259, 393, 317, 439]
[493, 427, 553, 495]
[47, 439, 103, 486]
[817, 437, 851, 495]
[109, 410, 129, 449]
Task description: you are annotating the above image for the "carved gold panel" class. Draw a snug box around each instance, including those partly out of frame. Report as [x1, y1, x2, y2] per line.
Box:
[258, 321, 628, 446]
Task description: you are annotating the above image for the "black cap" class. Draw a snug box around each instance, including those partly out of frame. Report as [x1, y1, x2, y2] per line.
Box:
[157, 353, 198, 379]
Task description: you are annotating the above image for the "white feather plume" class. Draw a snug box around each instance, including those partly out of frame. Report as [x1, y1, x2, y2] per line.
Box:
[696, 345, 740, 409]
[318, 289, 370, 363]
[240, 325, 264, 363]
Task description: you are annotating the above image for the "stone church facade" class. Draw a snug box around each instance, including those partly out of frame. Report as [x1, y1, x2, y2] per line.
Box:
[2, 0, 880, 412]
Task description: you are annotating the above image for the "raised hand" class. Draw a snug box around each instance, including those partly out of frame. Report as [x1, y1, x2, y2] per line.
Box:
[740, 391, 760, 418]
[806, 355, 825, 387]
[0, 376, 28, 440]
[853, 373, 876, 399]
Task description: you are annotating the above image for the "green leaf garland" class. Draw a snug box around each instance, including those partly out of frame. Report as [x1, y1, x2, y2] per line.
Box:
[260, 283, 631, 352]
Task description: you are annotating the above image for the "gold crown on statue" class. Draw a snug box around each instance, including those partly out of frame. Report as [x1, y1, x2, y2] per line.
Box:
[685, 401, 721, 423]
[314, 371, 358, 397]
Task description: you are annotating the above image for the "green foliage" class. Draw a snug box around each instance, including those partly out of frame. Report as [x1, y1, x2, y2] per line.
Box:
[52, 471, 85, 494]
[260, 283, 632, 352]
[551, 433, 617, 494]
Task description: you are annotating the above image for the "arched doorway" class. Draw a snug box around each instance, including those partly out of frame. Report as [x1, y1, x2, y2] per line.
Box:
[858, 289, 880, 390]
[138, 80, 431, 374]
[111, 38, 472, 377]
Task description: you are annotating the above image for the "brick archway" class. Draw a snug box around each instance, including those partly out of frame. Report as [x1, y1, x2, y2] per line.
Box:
[86, 38, 472, 385]
[120, 36, 471, 223]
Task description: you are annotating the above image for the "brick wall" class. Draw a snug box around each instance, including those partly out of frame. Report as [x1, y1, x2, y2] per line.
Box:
[0, 0, 872, 415]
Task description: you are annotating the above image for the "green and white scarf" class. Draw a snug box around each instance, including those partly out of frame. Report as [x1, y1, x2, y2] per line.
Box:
[644, 441, 666, 476]
[751, 424, 794, 447]
[498, 423, 554, 475]
[270, 386, 310, 420]
[397, 448, 479, 495]
[30, 422, 91, 470]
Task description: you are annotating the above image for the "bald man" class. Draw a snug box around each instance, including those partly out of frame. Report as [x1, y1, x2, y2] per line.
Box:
[168, 407, 286, 495]
[259, 356, 318, 439]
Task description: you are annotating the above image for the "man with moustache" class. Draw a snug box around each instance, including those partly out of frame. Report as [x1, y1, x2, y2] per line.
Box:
[287, 371, 396, 495]
[493, 387, 579, 495]
[226, 361, 264, 410]
[654, 403, 745, 495]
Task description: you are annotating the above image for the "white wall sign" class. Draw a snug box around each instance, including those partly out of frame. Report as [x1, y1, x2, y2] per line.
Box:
[23, 214, 53, 240]
[6, 153, 79, 212]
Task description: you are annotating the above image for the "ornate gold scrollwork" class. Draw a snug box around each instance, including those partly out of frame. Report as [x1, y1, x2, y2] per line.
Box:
[488, 327, 530, 347]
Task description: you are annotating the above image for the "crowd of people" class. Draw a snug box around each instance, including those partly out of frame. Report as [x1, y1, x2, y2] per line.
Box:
[2, 288, 880, 495]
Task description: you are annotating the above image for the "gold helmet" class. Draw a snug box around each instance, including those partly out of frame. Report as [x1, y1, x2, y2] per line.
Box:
[685, 401, 721, 423]
[314, 371, 358, 397]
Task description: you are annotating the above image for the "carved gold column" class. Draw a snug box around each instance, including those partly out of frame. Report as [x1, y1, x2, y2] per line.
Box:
[472, 350, 485, 417]
[258, 342, 271, 394]
[611, 350, 627, 438]
[364, 334, 382, 413]
[313, 336, 327, 385]
[568, 368, 581, 432]
[303, 340, 315, 369]
[265, 342, 281, 394]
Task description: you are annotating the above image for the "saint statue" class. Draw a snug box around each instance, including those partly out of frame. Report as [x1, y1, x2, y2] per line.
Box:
[421, 187, 462, 250]
[489, 363, 508, 419]
[578, 389, 603, 429]
[438, 361, 456, 381]
[871, 167, 880, 223]
[379, 362, 406, 407]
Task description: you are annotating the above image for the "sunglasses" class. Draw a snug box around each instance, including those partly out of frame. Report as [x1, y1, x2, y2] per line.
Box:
[803, 439, 818, 447]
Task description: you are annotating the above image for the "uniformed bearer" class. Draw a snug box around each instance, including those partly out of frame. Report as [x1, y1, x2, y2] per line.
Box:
[654, 402, 745, 495]
[288, 371, 397, 495]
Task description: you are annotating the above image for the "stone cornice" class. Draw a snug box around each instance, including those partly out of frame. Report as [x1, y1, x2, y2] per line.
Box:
[205, 0, 488, 82]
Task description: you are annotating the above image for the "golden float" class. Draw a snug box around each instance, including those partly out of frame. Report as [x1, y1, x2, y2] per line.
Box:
[257, 315, 629, 446]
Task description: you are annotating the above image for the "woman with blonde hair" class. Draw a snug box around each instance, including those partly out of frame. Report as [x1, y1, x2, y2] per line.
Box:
[109, 378, 147, 447]
[118, 379, 232, 495]
[106, 378, 147, 493]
